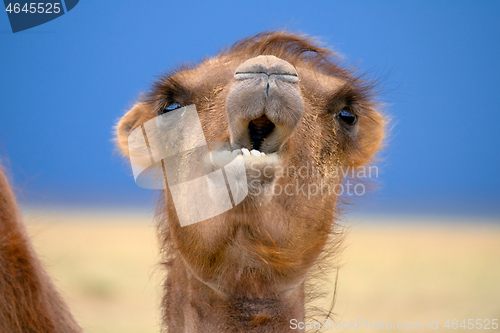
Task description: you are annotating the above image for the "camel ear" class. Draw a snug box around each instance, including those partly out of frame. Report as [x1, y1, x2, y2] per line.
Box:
[115, 102, 152, 157]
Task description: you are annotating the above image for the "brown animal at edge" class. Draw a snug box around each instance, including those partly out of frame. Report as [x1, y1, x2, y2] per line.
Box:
[116, 31, 386, 332]
[0, 164, 82, 333]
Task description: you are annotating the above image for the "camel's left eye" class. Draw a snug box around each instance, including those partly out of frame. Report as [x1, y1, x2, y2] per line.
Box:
[338, 107, 358, 126]
[159, 103, 182, 116]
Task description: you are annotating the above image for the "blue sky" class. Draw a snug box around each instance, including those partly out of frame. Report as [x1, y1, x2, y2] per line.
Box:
[1, 1, 499, 217]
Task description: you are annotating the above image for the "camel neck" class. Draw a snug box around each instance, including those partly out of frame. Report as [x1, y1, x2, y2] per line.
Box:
[163, 257, 306, 333]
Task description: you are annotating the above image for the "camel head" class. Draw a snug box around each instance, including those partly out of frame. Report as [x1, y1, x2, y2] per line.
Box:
[116, 31, 385, 308]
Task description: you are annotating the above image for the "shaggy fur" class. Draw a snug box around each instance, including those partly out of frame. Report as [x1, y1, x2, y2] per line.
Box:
[117, 31, 386, 332]
[0, 164, 82, 332]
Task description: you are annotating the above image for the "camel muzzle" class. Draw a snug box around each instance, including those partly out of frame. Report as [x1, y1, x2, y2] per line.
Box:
[226, 55, 304, 155]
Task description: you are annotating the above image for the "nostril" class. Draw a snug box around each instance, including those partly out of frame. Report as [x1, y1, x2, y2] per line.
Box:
[248, 115, 275, 151]
[234, 55, 298, 80]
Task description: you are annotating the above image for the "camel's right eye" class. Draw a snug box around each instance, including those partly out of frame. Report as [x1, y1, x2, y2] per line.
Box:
[158, 103, 182, 116]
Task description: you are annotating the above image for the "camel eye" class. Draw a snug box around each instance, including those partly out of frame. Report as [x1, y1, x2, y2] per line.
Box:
[159, 103, 182, 116]
[338, 107, 358, 126]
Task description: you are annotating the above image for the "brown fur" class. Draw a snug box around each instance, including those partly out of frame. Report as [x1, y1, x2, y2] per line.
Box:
[0, 164, 82, 332]
[116, 31, 386, 332]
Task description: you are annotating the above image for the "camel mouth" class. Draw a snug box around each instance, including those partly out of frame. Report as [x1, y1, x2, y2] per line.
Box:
[248, 115, 276, 152]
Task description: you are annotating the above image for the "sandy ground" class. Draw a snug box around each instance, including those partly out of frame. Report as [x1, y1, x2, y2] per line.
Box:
[22, 209, 500, 333]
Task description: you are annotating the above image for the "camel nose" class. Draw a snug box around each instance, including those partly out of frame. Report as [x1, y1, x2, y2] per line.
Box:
[226, 55, 304, 154]
[234, 55, 298, 83]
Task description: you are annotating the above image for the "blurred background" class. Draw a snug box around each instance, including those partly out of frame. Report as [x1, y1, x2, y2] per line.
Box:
[1, 1, 499, 332]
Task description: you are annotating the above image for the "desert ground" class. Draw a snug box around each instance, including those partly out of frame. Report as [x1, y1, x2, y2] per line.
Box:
[22, 209, 500, 333]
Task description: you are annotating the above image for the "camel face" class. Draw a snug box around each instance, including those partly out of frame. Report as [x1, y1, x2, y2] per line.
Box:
[116, 32, 385, 300]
